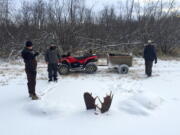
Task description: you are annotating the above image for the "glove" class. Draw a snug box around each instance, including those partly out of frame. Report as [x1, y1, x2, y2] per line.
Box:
[155, 59, 157, 64]
[34, 52, 39, 56]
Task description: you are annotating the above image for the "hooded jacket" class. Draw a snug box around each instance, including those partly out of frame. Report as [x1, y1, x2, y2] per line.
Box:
[45, 46, 61, 64]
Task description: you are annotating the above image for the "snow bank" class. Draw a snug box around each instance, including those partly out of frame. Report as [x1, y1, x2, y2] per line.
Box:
[119, 92, 164, 116]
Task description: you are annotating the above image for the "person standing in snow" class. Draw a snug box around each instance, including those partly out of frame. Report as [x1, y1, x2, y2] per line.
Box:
[45, 44, 61, 82]
[143, 40, 157, 77]
[21, 41, 39, 100]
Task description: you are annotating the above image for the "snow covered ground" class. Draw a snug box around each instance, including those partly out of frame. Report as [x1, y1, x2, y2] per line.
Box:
[0, 58, 180, 135]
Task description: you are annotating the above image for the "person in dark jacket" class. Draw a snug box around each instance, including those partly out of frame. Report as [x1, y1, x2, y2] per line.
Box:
[21, 41, 39, 100]
[45, 45, 61, 82]
[143, 40, 157, 77]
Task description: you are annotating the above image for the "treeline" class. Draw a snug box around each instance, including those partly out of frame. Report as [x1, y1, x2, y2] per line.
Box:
[0, 0, 180, 57]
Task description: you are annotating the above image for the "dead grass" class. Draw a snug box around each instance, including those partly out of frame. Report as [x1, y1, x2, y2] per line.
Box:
[158, 56, 180, 61]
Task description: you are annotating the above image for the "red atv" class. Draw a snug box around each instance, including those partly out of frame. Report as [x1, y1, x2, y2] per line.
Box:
[58, 53, 98, 75]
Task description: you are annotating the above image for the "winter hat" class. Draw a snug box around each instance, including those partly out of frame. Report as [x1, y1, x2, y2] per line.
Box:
[50, 44, 56, 47]
[26, 41, 33, 47]
[50, 44, 56, 50]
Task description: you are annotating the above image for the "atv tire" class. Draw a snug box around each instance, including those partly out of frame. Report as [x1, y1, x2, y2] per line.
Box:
[58, 64, 69, 75]
[85, 63, 97, 74]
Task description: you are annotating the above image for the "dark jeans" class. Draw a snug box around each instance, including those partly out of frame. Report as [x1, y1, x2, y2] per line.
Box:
[145, 61, 153, 76]
[48, 63, 58, 80]
[25, 70, 36, 95]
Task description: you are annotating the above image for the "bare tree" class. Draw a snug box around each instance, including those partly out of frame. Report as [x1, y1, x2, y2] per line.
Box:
[0, 0, 179, 57]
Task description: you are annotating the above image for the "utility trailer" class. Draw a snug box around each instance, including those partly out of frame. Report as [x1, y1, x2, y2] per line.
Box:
[107, 53, 133, 74]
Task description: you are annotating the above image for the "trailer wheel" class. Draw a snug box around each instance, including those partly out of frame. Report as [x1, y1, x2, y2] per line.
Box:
[118, 64, 129, 74]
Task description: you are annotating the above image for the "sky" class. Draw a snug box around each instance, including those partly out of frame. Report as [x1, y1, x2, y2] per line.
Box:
[13, 0, 122, 10]
[12, 0, 180, 12]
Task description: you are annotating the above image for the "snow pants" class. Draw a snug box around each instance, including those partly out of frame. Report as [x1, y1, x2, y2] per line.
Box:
[25, 70, 36, 95]
[48, 63, 58, 80]
[145, 61, 153, 76]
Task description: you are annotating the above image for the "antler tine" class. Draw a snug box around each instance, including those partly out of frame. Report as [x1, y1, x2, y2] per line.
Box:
[111, 94, 114, 99]
[96, 104, 101, 111]
[97, 96, 103, 104]
[110, 91, 112, 96]
[110, 91, 114, 98]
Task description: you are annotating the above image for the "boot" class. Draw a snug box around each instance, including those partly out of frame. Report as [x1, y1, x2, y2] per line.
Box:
[31, 94, 39, 100]
[48, 78, 53, 82]
[54, 78, 58, 82]
[29, 93, 34, 98]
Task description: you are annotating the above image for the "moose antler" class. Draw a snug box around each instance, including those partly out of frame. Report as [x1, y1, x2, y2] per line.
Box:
[83, 91, 113, 113]
[96, 91, 113, 113]
[83, 92, 97, 110]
